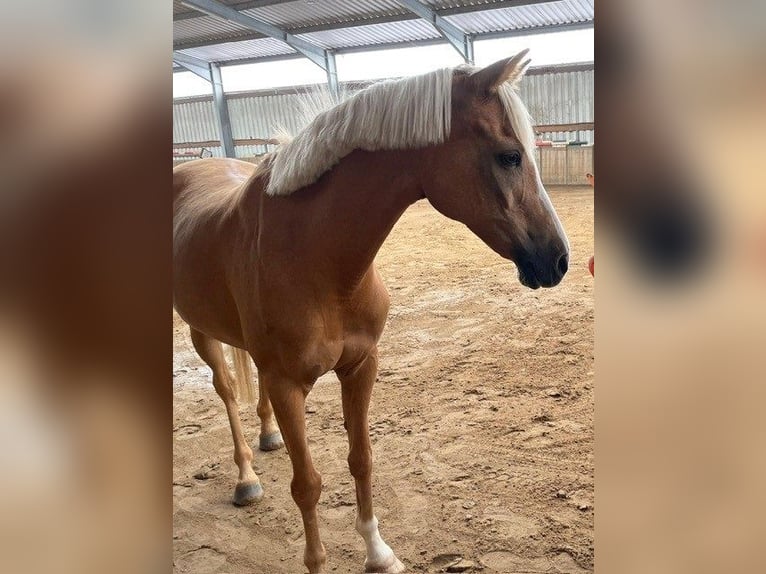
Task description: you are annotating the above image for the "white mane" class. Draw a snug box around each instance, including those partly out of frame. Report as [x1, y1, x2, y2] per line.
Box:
[265, 66, 536, 197]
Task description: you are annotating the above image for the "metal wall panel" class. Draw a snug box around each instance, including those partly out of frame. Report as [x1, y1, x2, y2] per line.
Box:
[520, 68, 594, 144]
[173, 98, 218, 143]
[228, 92, 305, 139]
[173, 66, 594, 150]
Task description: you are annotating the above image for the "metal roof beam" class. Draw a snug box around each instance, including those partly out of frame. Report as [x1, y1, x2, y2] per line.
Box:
[181, 0, 327, 70]
[181, 0, 338, 94]
[171, 51, 235, 158]
[325, 50, 339, 97]
[172, 50, 212, 82]
[173, 52, 305, 71]
[211, 62, 236, 158]
[397, 0, 473, 63]
[438, 0, 561, 16]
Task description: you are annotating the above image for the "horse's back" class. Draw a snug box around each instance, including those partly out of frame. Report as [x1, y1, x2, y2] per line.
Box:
[173, 157, 255, 204]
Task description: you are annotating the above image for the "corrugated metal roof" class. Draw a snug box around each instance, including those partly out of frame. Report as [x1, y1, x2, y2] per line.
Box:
[425, 0, 575, 11]
[173, 0, 593, 63]
[241, 1, 410, 31]
[176, 37, 296, 62]
[173, 0, 197, 19]
[445, 0, 594, 33]
[423, 0, 532, 11]
[299, 19, 441, 50]
[173, 14, 255, 45]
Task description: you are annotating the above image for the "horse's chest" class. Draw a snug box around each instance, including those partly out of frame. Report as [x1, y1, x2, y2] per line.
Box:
[246, 268, 389, 376]
[250, 301, 383, 379]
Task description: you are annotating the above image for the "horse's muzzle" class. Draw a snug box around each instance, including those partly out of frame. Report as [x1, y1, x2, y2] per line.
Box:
[516, 249, 569, 289]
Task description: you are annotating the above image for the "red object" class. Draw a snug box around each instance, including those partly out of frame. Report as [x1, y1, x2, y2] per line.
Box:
[588, 256, 594, 277]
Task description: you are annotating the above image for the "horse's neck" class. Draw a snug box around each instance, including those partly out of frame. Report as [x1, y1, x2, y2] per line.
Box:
[270, 149, 424, 293]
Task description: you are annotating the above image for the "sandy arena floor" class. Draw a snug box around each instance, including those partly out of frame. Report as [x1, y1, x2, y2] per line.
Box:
[173, 187, 594, 574]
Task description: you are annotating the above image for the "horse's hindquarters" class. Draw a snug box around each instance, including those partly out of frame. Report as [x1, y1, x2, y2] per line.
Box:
[173, 160, 255, 348]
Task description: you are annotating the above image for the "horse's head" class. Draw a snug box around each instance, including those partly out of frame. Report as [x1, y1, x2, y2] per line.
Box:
[420, 52, 569, 289]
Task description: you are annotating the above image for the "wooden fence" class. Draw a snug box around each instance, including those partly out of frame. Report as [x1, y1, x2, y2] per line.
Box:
[534, 145, 593, 186]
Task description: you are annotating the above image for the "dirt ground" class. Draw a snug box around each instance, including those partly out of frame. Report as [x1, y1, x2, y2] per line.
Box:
[173, 187, 594, 574]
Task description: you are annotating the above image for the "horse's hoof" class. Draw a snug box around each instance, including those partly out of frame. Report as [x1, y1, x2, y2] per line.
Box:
[365, 556, 405, 573]
[232, 481, 263, 506]
[259, 431, 284, 452]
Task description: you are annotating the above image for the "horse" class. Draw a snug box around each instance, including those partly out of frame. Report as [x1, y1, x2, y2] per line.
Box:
[173, 50, 569, 573]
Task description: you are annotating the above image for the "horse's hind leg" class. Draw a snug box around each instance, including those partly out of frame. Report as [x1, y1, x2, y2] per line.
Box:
[256, 369, 284, 451]
[189, 327, 263, 506]
[337, 351, 405, 573]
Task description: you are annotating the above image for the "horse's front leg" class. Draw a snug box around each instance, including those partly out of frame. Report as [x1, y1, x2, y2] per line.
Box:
[262, 373, 327, 573]
[337, 351, 405, 573]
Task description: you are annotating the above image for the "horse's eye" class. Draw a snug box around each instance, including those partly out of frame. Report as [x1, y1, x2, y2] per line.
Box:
[497, 151, 522, 169]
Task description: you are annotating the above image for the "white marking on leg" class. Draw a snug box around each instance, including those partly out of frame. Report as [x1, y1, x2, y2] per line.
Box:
[356, 515, 395, 567]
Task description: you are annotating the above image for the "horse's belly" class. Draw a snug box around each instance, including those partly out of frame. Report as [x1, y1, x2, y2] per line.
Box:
[175, 295, 244, 348]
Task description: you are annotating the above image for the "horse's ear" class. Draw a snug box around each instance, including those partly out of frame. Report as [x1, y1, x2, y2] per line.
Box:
[470, 50, 531, 94]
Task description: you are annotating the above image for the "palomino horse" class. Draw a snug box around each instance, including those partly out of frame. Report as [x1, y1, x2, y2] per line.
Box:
[173, 51, 569, 573]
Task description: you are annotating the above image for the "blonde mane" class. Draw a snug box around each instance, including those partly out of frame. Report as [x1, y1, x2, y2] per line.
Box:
[263, 65, 537, 197]
[497, 82, 537, 159]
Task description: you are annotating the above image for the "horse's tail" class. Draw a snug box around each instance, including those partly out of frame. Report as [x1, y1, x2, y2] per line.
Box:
[228, 346, 256, 404]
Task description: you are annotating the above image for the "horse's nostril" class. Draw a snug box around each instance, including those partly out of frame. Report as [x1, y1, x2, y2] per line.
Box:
[557, 252, 569, 277]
